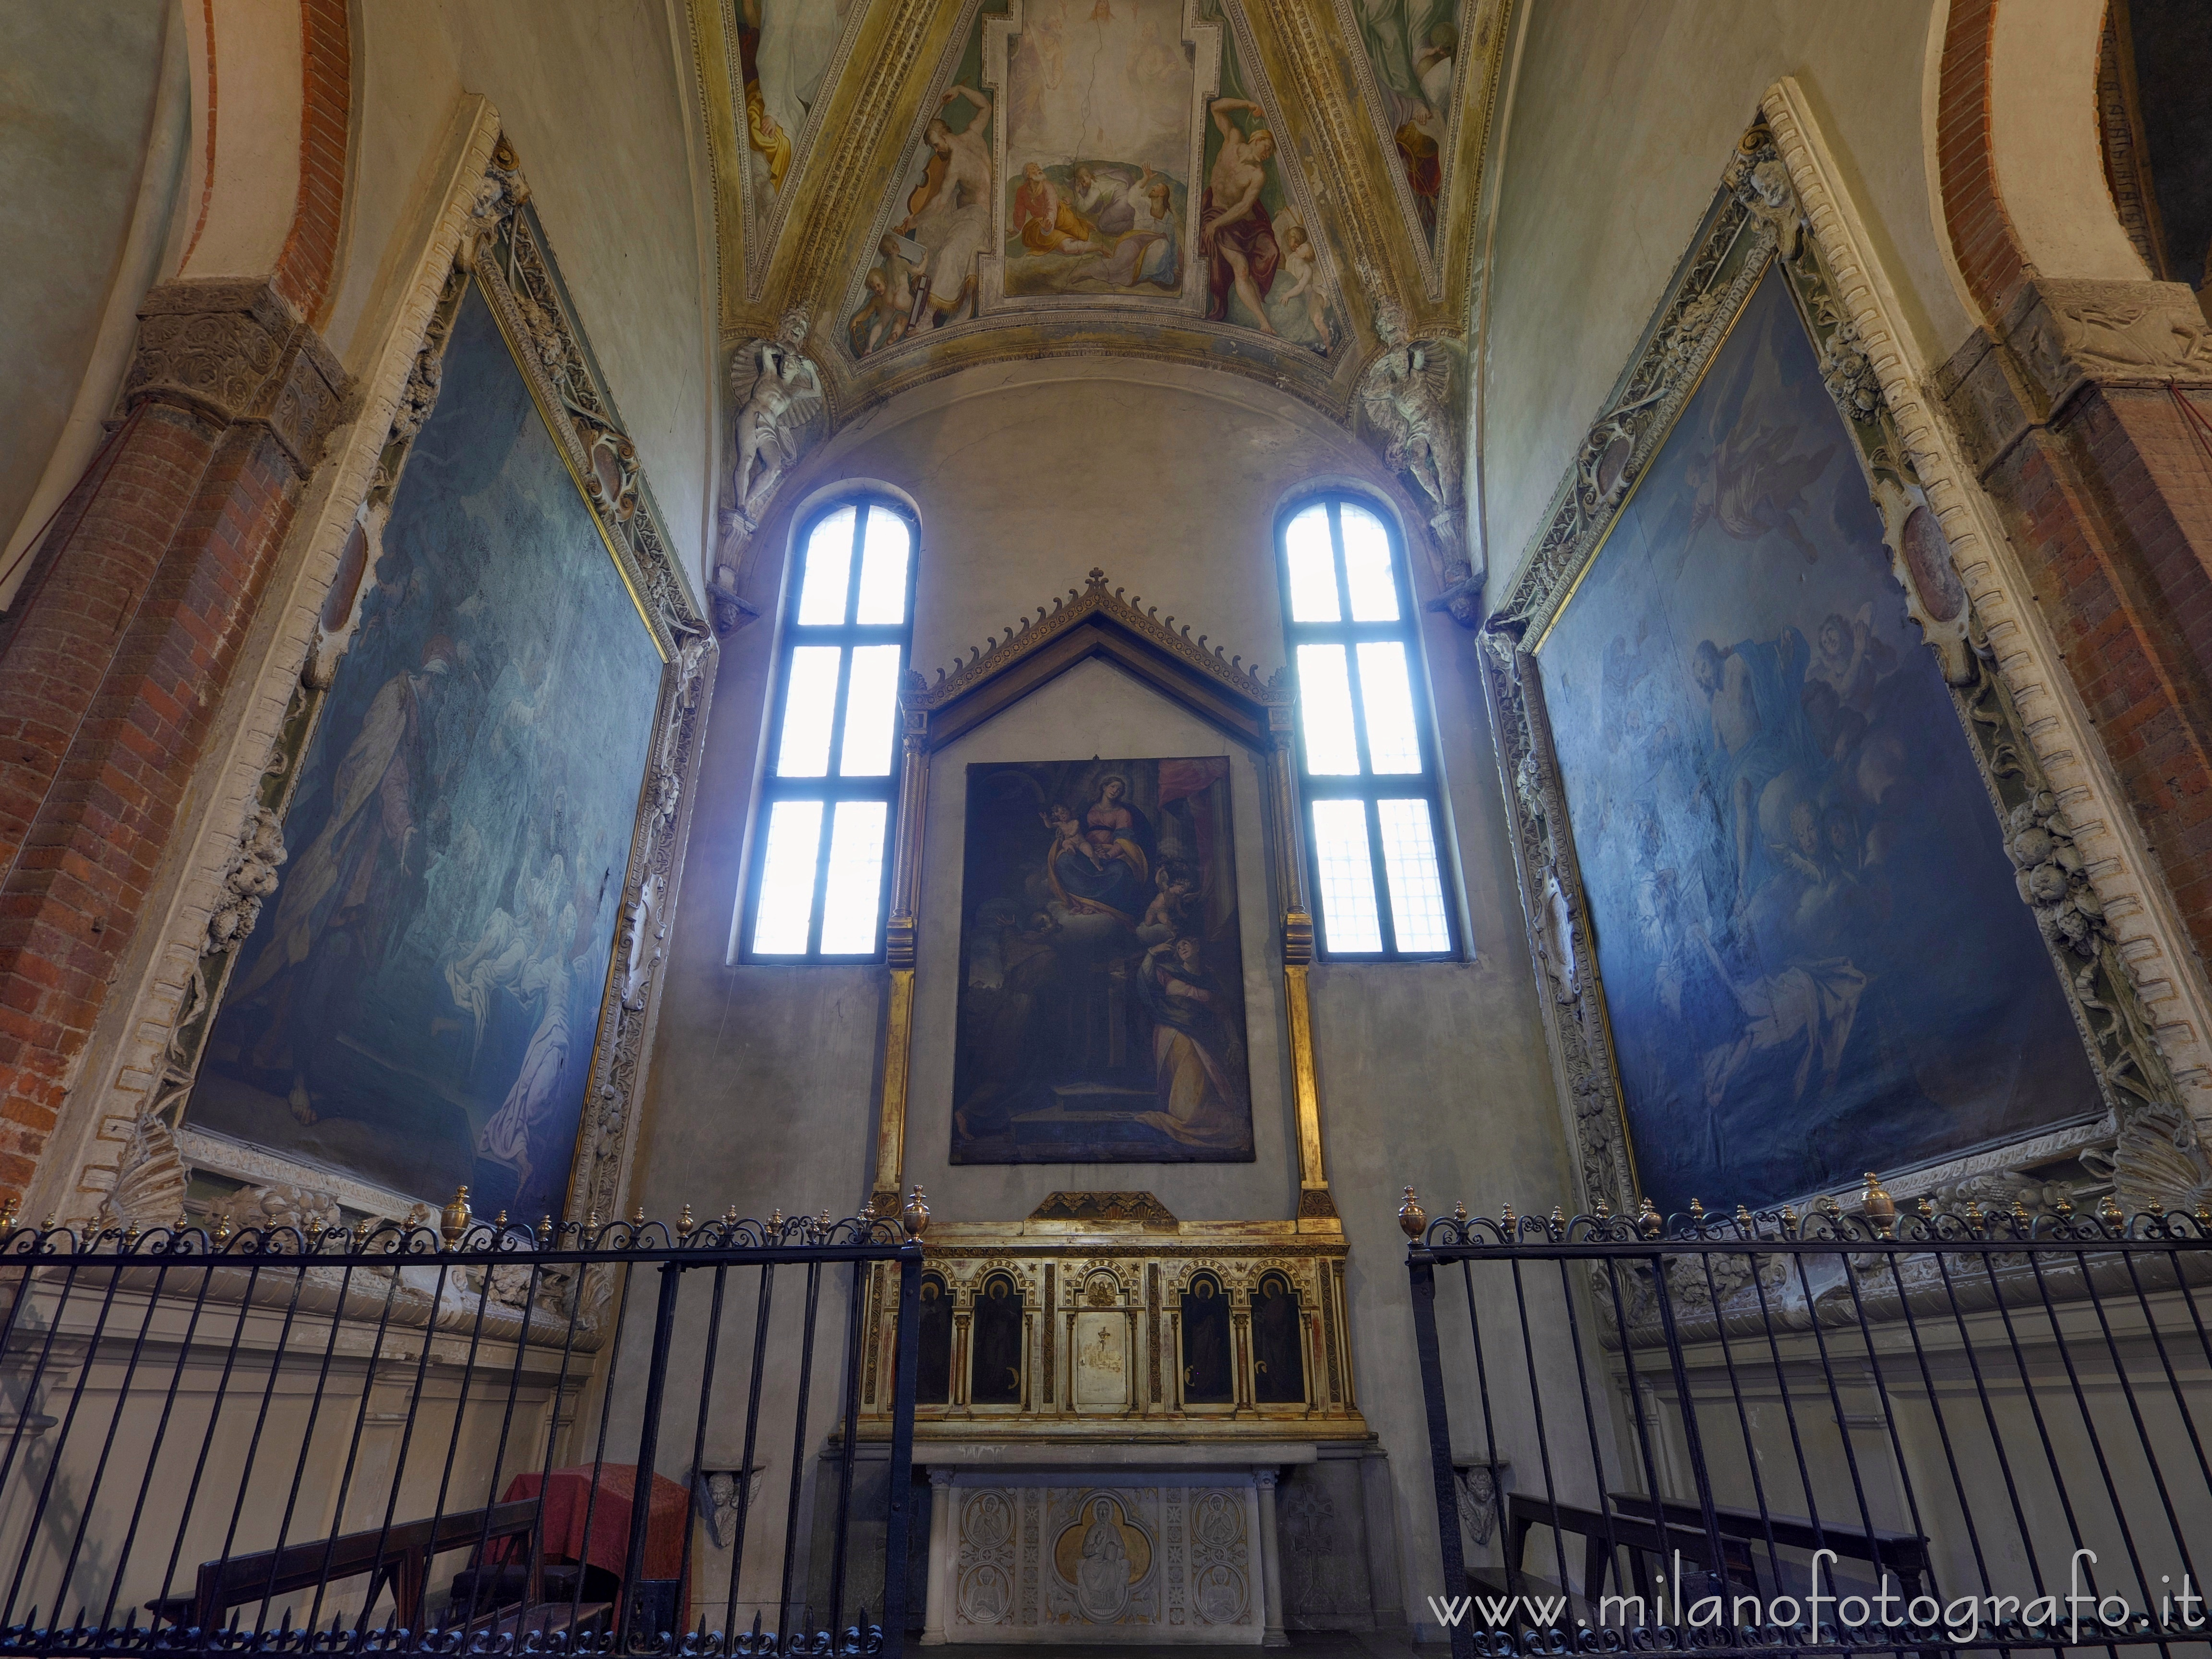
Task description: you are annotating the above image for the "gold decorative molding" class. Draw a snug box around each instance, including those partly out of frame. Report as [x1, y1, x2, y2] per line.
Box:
[1028, 1191, 1179, 1228]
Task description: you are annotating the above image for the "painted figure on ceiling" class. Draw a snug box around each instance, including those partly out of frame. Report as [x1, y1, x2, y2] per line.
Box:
[899, 84, 995, 325]
[1015, 161, 1106, 254]
[1201, 96, 1279, 330]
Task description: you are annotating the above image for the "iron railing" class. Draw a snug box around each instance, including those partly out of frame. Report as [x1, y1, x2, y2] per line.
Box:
[0, 1206, 923, 1655]
[1407, 1191, 2212, 1659]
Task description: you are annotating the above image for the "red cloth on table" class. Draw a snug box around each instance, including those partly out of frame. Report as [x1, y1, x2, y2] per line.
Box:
[493, 1463, 690, 1626]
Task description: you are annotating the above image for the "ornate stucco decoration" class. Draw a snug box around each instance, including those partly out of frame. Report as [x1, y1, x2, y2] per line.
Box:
[64, 130, 716, 1271]
[1357, 292, 1463, 560]
[712, 307, 826, 631]
[1482, 107, 2212, 1230]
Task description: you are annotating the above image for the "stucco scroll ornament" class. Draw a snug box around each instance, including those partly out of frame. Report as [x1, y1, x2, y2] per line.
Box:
[1358, 297, 1462, 558]
[458, 138, 529, 268]
[1724, 128, 1803, 262]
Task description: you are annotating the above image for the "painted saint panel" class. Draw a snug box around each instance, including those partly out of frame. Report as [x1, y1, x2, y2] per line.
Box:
[1342, 0, 1466, 252]
[950, 757, 1254, 1164]
[1538, 267, 2098, 1214]
[848, 5, 999, 354]
[189, 282, 663, 1221]
[737, 0, 871, 226]
[1001, 0, 1192, 300]
[1195, 0, 1338, 351]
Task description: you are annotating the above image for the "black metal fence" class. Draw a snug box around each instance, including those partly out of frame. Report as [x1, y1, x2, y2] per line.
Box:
[1408, 1194, 2212, 1659]
[0, 1207, 921, 1655]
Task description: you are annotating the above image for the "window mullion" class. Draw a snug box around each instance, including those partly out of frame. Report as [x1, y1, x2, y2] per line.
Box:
[804, 803, 837, 956]
[1364, 796, 1398, 957]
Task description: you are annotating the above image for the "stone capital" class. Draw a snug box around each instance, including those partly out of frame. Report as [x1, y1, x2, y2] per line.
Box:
[126, 278, 353, 477]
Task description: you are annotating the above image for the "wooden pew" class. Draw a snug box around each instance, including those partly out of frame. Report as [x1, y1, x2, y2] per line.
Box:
[144, 1500, 546, 1633]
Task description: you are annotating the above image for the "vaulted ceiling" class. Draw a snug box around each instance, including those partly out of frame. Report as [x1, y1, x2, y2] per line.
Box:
[686, 0, 1514, 421]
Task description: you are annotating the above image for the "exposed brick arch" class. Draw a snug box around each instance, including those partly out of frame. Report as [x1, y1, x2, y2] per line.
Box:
[1936, 0, 2029, 325]
[273, 0, 350, 321]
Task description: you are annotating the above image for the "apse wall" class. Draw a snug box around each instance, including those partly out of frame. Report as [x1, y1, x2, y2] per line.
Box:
[627, 357, 1575, 1617]
[1479, 0, 1974, 592]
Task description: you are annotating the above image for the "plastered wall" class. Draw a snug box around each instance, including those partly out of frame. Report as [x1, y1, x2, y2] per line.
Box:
[1479, 0, 1980, 598]
[321, 0, 718, 583]
[625, 358, 1573, 1620]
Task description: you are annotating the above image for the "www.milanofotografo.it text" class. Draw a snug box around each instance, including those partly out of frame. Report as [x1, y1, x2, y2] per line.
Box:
[1428, 1551, 2209, 1644]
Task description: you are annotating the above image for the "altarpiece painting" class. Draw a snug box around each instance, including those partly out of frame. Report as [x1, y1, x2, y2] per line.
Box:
[187, 279, 665, 1222]
[950, 756, 1253, 1163]
[1536, 266, 2098, 1214]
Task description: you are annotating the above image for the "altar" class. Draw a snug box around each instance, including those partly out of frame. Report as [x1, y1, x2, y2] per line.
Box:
[838, 1194, 1400, 1645]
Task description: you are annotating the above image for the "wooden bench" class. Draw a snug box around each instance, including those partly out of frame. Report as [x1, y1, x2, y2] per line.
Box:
[1609, 1492, 1931, 1598]
[144, 1500, 558, 1632]
[1507, 1492, 1757, 1604]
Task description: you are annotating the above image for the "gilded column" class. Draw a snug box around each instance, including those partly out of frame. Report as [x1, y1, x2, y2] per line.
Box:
[873, 702, 930, 1214]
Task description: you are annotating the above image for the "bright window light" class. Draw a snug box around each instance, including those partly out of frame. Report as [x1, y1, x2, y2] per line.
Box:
[751, 801, 824, 954]
[797, 506, 856, 624]
[1311, 801, 1383, 954]
[818, 802, 889, 952]
[1280, 495, 1454, 958]
[839, 645, 902, 777]
[748, 499, 914, 960]
[1296, 644, 1362, 775]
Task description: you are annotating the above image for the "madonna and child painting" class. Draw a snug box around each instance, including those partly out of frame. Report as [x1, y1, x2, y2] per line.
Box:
[1539, 266, 2098, 1214]
[951, 758, 1255, 1164]
[187, 282, 663, 1221]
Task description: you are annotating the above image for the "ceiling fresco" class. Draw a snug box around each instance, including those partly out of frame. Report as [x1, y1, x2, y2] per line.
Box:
[685, 0, 1515, 600]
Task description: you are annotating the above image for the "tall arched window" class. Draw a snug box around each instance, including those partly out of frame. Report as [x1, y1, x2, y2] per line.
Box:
[1277, 496, 1455, 959]
[743, 496, 916, 960]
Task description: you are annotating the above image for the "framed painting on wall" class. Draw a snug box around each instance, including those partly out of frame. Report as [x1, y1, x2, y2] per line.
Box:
[1529, 260, 2101, 1214]
[185, 266, 667, 1224]
[950, 756, 1254, 1164]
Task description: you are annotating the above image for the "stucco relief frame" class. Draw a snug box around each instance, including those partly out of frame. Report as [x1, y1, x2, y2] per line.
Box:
[56, 110, 717, 1235]
[1484, 95, 2212, 1220]
[864, 572, 1344, 1226]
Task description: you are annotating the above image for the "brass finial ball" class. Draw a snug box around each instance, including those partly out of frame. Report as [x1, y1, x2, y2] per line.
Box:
[902, 1186, 931, 1239]
[441, 1186, 472, 1247]
[1397, 1187, 1427, 1239]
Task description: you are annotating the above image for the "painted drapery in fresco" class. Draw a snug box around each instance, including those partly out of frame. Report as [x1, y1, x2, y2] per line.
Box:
[737, 0, 870, 222]
[1538, 268, 2097, 1214]
[188, 283, 662, 1220]
[951, 757, 1253, 1164]
[1345, 0, 1461, 247]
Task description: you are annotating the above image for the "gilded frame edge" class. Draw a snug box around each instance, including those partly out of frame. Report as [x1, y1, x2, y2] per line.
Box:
[1482, 106, 2212, 1221]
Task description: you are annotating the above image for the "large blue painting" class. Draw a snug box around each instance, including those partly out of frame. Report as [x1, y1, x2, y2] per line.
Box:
[950, 757, 1254, 1164]
[188, 283, 663, 1220]
[1539, 267, 2098, 1214]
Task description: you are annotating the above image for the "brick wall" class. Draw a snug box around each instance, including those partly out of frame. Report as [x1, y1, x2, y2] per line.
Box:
[0, 283, 349, 1201]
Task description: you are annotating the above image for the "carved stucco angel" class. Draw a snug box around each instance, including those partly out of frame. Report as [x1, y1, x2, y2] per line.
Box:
[729, 308, 824, 528]
[1358, 298, 1462, 553]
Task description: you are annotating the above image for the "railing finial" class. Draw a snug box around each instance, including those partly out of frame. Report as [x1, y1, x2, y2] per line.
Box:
[1861, 1172, 1896, 1238]
[440, 1186, 471, 1247]
[1397, 1187, 1427, 1238]
[902, 1186, 931, 1239]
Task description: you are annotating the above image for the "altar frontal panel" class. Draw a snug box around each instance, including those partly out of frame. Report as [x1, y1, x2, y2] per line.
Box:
[949, 1482, 1261, 1641]
[188, 281, 663, 1221]
[951, 756, 1253, 1164]
[1537, 266, 2096, 1214]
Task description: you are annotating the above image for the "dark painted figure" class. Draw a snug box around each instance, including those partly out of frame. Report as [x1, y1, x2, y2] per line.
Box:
[1180, 1273, 1233, 1404]
[1252, 1272, 1304, 1404]
[970, 1274, 1024, 1405]
[916, 1273, 952, 1405]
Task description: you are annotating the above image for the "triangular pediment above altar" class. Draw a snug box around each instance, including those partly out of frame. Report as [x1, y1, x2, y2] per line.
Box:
[902, 569, 1290, 754]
